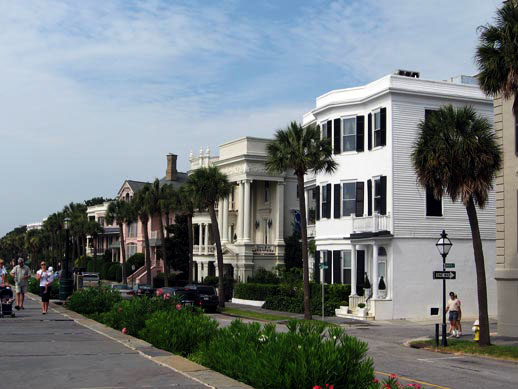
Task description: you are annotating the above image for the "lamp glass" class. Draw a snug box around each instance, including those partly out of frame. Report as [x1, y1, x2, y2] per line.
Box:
[435, 236, 452, 256]
[64, 217, 71, 230]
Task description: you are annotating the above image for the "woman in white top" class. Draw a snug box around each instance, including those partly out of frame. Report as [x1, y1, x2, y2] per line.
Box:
[35, 261, 53, 314]
[0, 259, 7, 286]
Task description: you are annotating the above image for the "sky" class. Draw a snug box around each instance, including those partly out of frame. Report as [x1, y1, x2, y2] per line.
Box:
[0, 0, 503, 235]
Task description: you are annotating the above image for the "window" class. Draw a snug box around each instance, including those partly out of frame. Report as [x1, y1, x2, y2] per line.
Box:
[342, 182, 356, 216]
[98, 217, 105, 227]
[125, 193, 130, 202]
[264, 182, 270, 203]
[312, 188, 316, 199]
[374, 111, 382, 147]
[322, 185, 328, 218]
[127, 243, 137, 257]
[426, 186, 442, 216]
[374, 178, 382, 213]
[321, 121, 327, 139]
[342, 250, 351, 284]
[128, 222, 137, 238]
[342, 118, 356, 152]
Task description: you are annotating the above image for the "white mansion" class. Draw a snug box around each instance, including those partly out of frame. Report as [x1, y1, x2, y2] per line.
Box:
[303, 71, 497, 320]
[189, 138, 300, 282]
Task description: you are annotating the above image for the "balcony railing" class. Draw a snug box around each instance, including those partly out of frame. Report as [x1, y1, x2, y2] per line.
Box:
[194, 244, 215, 255]
[351, 213, 391, 233]
[252, 244, 275, 255]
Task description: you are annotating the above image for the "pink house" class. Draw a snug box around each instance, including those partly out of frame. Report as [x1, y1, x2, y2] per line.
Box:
[118, 154, 187, 285]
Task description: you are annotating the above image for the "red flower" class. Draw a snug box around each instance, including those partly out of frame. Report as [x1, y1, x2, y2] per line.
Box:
[372, 378, 379, 383]
[121, 327, 127, 334]
[312, 386, 321, 389]
[176, 303, 182, 310]
[390, 374, 398, 380]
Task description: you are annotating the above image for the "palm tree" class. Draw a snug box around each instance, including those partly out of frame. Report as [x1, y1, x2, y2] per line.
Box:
[266, 121, 337, 320]
[86, 220, 104, 272]
[476, 0, 518, 116]
[132, 185, 153, 286]
[187, 166, 232, 307]
[106, 199, 130, 285]
[175, 185, 196, 283]
[411, 105, 502, 347]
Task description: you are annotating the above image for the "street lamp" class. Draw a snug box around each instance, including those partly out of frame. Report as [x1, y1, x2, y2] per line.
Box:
[436, 230, 452, 346]
[59, 217, 73, 301]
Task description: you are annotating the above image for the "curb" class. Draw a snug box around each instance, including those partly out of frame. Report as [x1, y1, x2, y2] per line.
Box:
[42, 296, 252, 389]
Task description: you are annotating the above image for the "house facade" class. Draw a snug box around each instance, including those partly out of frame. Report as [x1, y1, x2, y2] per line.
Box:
[85, 202, 120, 262]
[494, 93, 518, 337]
[303, 71, 497, 320]
[189, 138, 299, 282]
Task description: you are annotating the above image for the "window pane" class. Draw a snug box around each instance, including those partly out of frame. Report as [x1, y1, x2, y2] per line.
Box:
[375, 129, 382, 147]
[322, 122, 327, 138]
[344, 200, 355, 216]
[374, 111, 381, 130]
[343, 135, 355, 152]
[343, 118, 355, 135]
[343, 118, 356, 151]
[343, 251, 351, 268]
[378, 261, 386, 279]
[342, 183, 356, 216]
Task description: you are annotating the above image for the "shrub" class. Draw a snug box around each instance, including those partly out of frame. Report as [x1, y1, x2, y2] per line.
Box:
[139, 309, 219, 356]
[194, 319, 374, 388]
[126, 253, 145, 275]
[234, 283, 279, 301]
[65, 287, 121, 315]
[247, 268, 279, 284]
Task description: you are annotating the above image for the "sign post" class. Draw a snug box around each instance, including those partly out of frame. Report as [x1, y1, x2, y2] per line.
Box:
[435, 230, 453, 347]
[319, 262, 328, 321]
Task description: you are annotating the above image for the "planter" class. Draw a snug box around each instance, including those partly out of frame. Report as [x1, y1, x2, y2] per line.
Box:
[356, 308, 367, 317]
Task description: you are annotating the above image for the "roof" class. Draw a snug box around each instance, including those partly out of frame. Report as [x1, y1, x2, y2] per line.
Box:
[126, 180, 148, 193]
[159, 172, 188, 190]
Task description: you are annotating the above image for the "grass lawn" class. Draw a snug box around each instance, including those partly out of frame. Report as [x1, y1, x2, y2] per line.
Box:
[220, 308, 338, 327]
[411, 339, 518, 361]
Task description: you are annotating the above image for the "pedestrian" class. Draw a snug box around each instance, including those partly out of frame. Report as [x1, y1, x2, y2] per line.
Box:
[455, 293, 462, 337]
[36, 261, 53, 314]
[0, 259, 7, 286]
[445, 291, 460, 338]
[10, 258, 30, 310]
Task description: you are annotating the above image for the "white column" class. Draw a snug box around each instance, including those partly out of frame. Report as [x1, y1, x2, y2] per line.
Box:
[243, 180, 251, 243]
[222, 197, 229, 243]
[305, 189, 309, 222]
[197, 224, 202, 254]
[238, 181, 244, 242]
[275, 182, 285, 244]
[351, 245, 357, 296]
[372, 243, 378, 299]
[204, 223, 209, 255]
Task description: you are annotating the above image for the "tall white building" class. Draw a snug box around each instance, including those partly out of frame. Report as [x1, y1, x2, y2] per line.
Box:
[189, 138, 299, 282]
[303, 71, 496, 320]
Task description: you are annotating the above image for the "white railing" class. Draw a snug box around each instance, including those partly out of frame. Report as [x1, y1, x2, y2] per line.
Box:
[252, 244, 275, 255]
[351, 213, 391, 233]
[194, 244, 215, 255]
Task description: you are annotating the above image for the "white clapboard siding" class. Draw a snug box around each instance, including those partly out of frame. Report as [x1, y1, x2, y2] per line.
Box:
[391, 94, 496, 240]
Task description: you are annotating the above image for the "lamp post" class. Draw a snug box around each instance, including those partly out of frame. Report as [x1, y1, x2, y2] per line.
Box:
[436, 230, 452, 347]
[59, 217, 73, 301]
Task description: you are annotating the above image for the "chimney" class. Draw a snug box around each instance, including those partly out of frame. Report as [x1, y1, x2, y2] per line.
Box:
[166, 153, 178, 181]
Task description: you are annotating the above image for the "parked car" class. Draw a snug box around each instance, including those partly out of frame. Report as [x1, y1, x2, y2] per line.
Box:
[81, 273, 100, 288]
[185, 284, 219, 312]
[110, 284, 135, 300]
[132, 284, 155, 297]
[170, 287, 200, 308]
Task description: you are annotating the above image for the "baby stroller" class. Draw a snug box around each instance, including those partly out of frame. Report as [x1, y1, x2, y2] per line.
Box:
[0, 286, 15, 318]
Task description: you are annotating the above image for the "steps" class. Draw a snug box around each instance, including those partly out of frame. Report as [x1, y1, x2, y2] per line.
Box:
[335, 305, 375, 321]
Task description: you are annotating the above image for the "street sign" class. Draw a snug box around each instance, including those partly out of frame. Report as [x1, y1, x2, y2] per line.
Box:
[433, 271, 456, 280]
[445, 263, 455, 269]
[319, 262, 328, 270]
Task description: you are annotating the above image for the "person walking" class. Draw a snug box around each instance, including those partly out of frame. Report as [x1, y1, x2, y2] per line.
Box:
[10, 258, 30, 310]
[445, 291, 461, 338]
[36, 261, 53, 314]
[0, 259, 7, 286]
[455, 293, 462, 337]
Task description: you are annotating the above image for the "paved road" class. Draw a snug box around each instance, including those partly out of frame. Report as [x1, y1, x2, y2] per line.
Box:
[0, 297, 206, 389]
[210, 312, 518, 389]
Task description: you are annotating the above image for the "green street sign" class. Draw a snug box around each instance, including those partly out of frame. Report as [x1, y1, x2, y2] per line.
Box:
[445, 263, 455, 269]
[319, 263, 328, 270]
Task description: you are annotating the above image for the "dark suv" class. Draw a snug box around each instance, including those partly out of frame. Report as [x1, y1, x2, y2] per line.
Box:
[185, 284, 219, 312]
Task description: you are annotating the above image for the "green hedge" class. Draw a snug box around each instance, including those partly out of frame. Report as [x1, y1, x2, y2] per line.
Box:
[65, 287, 121, 315]
[234, 283, 279, 301]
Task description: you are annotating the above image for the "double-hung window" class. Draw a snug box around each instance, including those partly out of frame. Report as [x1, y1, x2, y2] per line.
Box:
[321, 185, 328, 218]
[342, 182, 356, 216]
[342, 117, 356, 152]
[374, 110, 382, 147]
[128, 222, 137, 238]
[374, 178, 382, 214]
[321, 122, 328, 140]
[342, 250, 352, 284]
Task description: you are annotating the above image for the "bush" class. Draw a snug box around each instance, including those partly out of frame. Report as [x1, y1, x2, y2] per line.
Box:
[193, 319, 374, 388]
[65, 287, 121, 315]
[234, 283, 279, 301]
[139, 309, 219, 356]
[247, 268, 279, 284]
[126, 253, 145, 275]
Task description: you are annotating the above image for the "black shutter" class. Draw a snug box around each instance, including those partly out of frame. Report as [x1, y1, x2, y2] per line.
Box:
[356, 250, 365, 295]
[333, 118, 341, 154]
[334, 184, 341, 219]
[426, 186, 442, 216]
[326, 120, 332, 139]
[380, 107, 387, 146]
[368, 113, 372, 150]
[324, 251, 332, 284]
[314, 251, 320, 283]
[355, 182, 364, 217]
[356, 115, 364, 152]
[367, 179, 372, 216]
[333, 250, 341, 284]
[380, 176, 387, 215]
[326, 183, 332, 219]
[315, 186, 320, 220]
[424, 109, 433, 123]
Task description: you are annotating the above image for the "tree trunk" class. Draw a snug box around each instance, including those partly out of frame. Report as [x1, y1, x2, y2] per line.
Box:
[466, 197, 491, 346]
[119, 223, 127, 286]
[297, 173, 312, 320]
[187, 214, 194, 284]
[142, 220, 152, 286]
[158, 213, 169, 287]
[208, 204, 225, 307]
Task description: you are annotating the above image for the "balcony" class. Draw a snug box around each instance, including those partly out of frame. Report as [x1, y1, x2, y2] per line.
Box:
[252, 244, 275, 255]
[194, 244, 216, 255]
[108, 240, 120, 249]
[351, 213, 391, 233]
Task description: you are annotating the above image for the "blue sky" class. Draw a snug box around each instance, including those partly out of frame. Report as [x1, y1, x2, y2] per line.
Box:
[0, 0, 502, 235]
